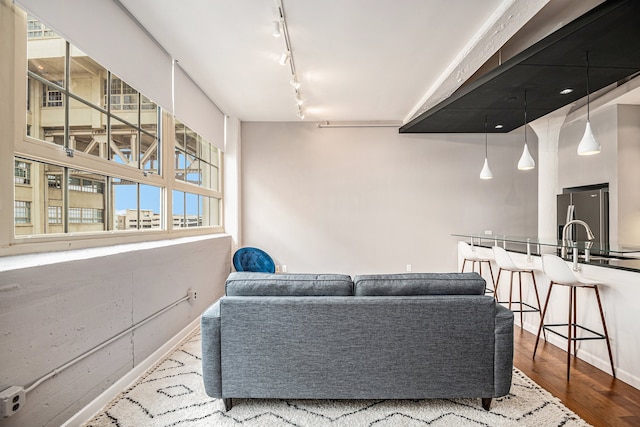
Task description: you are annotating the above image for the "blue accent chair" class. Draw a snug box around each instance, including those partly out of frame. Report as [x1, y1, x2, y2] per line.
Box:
[232, 247, 276, 273]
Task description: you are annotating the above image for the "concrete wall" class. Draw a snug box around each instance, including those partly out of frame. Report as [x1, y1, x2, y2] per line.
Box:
[0, 235, 231, 427]
[240, 122, 538, 275]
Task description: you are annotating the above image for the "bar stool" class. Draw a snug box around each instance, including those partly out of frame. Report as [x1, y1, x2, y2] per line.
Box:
[533, 254, 615, 380]
[492, 246, 543, 328]
[458, 241, 495, 294]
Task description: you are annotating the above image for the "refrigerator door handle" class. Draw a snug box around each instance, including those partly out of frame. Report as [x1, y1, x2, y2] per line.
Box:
[565, 205, 575, 241]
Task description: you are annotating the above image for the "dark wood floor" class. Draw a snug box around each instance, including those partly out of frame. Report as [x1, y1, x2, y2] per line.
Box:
[513, 326, 640, 427]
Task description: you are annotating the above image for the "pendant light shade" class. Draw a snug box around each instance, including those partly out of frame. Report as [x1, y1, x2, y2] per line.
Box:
[480, 116, 493, 180]
[518, 144, 535, 170]
[577, 121, 600, 155]
[518, 90, 535, 170]
[577, 51, 601, 156]
[480, 157, 493, 180]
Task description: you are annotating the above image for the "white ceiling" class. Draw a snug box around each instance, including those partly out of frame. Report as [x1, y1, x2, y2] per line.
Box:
[117, 0, 612, 124]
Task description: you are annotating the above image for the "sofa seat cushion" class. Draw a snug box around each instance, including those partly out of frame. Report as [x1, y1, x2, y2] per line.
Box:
[225, 272, 353, 296]
[353, 272, 485, 296]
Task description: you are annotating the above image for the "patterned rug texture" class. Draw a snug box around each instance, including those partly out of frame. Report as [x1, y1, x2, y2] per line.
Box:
[83, 329, 590, 427]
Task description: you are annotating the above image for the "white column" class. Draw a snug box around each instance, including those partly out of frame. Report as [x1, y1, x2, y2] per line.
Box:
[529, 106, 570, 243]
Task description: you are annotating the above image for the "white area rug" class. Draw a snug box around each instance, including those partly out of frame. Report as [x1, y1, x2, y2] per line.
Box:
[84, 330, 590, 426]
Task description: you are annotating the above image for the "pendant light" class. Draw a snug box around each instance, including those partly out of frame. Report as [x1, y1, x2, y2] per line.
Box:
[577, 51, 601, 155]
[480, 116, 493, 180]
[518, 89, 535, 170]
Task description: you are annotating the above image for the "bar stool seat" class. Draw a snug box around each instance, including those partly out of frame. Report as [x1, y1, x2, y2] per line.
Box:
[492, 246, 543, 328]
[533, 254, 615, 380]
[458, 241, 495, 294]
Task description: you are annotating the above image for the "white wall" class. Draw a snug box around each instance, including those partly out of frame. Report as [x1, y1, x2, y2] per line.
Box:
[556, 104, 640, 246]
[0, 235, 231, 427]
[617, 105, 640, 245]
[240, 122, 538, 275]
[224, 116, 242, 253]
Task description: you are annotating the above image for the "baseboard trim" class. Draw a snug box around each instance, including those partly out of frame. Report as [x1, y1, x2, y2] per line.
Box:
[61, 317, 201, 427]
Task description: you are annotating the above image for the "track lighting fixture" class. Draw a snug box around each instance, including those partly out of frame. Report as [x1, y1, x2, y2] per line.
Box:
[577, 51, 601, 156]
[518, 90, 535, 170]
[274, 0, 306, 119]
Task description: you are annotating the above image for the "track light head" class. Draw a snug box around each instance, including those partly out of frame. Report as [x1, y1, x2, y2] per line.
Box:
[279, 52, 290, 65]
[272, 20, 281, 37]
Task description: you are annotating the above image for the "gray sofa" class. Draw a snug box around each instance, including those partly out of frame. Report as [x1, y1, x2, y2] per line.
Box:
[201, 272, 514, 411]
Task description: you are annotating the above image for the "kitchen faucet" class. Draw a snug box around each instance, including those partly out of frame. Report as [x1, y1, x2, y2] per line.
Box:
[561, 219, 595, 270]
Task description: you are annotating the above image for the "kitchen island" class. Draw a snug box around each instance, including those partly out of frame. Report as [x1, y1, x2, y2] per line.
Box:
[455, 233, 640, 391]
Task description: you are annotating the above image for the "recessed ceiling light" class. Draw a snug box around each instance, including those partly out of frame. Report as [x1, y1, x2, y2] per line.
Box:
[560, 88, 573, 95]
[494, 124, 503, 129]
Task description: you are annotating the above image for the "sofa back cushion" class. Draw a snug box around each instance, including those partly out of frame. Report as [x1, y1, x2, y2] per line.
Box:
[225, 272, 353, 296]
[353, 272, 485, 296]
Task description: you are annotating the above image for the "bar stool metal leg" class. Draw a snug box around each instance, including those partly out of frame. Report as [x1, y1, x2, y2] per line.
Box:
[494, 268, 502, 297]
[530, 271, 546, 340]
[508, 271, 514, 311]
[567, 285, 574, 380]
[518, 271, 524, 327]
[593, 285, 616, 378]
[533, 282, 554, 359]
[486, 262, 495, 290]
[573, 287, 578, 357]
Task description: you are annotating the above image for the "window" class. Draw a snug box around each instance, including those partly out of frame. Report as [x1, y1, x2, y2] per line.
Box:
[108, 77, 139, 112]
[43, 82, 63, 107]
[28, 35, 160, 174]
[69, 207, 81, 224]
[48, 174, 61, 188]
[14, 201, 31, 224]
[9, 13, 223, 246]
[48, 206, 62, 224]
[27, 16, 56, 39]
[14, 161, 31, 185]
[82, 208, 103, 224]
[174, 119, 220, 191]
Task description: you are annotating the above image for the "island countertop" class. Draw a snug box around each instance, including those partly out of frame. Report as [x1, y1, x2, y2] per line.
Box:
[452, 233, 640, 272]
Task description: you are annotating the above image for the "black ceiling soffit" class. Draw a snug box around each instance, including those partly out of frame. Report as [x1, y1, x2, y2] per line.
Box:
[399, 0, 640, 134]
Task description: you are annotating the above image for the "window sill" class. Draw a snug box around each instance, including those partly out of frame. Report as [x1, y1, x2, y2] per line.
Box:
[0, 232, 229, 272]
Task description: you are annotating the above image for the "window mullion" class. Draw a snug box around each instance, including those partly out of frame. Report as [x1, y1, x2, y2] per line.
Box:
[62, 166, 69, 233]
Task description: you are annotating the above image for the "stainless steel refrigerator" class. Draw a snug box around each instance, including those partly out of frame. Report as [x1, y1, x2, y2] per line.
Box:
[557, 187, 609, 248]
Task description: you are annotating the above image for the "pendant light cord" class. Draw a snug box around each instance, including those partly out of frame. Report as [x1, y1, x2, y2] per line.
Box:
[484, 116, 488, 157]
[586, 51, 590, 121]
[524, 89, 527, 144]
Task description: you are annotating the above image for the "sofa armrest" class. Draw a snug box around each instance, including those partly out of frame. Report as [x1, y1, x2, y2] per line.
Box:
[201, 300, 222, 398]
[494, 304, 514, 397]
